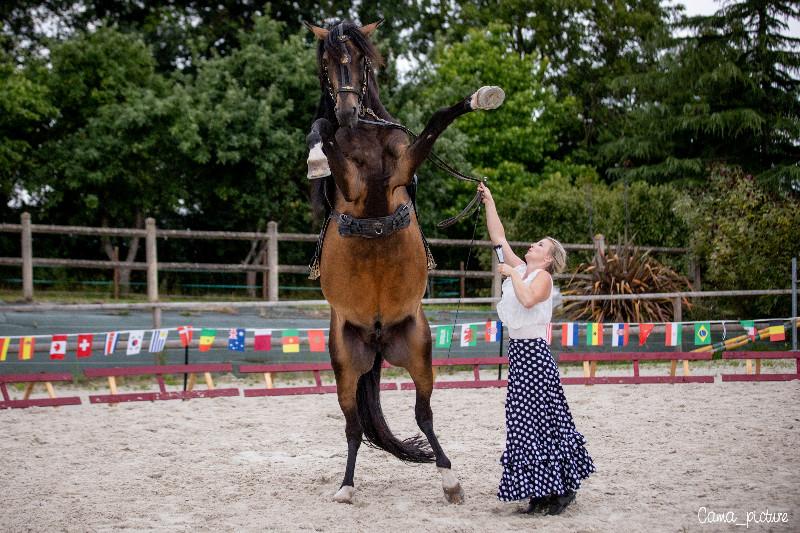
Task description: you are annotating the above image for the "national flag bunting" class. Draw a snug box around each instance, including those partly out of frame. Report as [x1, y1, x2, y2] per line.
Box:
[308, 330, 326, 352]
[253, 329, 272, 351]
[199, 328, 216, 352]
[0, 338, 9, 361]
[694, 323, 711, 346]
[127, 331, 144, 355]
[586, 323, 603, 346]
[484, 320, 502, 343]
[149, 329, 168, 353]
[228, 328, 246, 352]
[638, 323, 655, 345]
[435, 326, 453, 348]
[460, 325, 477, 347]
[768, 325, 786, 342]
[178, 326, 193, 347]
[740, 320, 756, 341]
[19, 337, 34, 360]
[104, 332, 119, 355]
[76, 334, 93, 358]
[561, 323, 579, 347]
[611, 323, 629, 347]
[665, 322, 681, 347]
[50, 335, 67, 360]
[282, 329, 300, 353]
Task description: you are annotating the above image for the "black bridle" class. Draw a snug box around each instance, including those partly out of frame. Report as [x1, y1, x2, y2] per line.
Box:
[322, 33, 370, 116]
[323, 31, 485, 229]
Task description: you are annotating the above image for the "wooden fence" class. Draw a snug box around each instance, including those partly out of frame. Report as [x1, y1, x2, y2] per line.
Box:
[0, 212, 695, 305]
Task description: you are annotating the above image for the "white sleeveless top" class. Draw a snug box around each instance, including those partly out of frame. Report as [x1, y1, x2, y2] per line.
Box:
[496, 265, 552, 340]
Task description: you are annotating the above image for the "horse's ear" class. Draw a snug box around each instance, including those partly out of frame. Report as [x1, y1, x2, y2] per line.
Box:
[304, 20, 329, 40]
[359, 19, 384, 37]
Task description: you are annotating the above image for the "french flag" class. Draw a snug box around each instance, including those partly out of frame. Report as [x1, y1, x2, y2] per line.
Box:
[561, 323, 579, 347]
[612, 323, 629, 347]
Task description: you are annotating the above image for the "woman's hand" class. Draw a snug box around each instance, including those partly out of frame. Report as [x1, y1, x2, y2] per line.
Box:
[497, 263, 515, 277]
[478, 182, 494, 206]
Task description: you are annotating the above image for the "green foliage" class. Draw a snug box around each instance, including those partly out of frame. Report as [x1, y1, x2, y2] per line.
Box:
[502, 172, 689, 251]
[599, 0, 800, 190]
[0, 52, 56, 205]
[674, 165, 800, 316]
[171, 15, 318, 231]
[398, 24, 581, 239]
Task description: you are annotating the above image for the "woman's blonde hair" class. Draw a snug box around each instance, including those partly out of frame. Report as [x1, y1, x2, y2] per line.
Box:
[544, 236, 567, 274]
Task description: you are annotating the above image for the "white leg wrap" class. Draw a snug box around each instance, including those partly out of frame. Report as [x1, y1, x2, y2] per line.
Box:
[438, 467, 465, 504]
[332, 485, 355, 504]
[470, 86, 505, 110]
[307, 142, 331, 179]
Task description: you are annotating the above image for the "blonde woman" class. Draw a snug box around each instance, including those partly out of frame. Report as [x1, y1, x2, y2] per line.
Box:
[479, 182, 595, 515]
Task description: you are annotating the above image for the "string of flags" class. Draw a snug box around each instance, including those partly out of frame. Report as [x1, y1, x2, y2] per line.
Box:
[0, 319, 793, 362]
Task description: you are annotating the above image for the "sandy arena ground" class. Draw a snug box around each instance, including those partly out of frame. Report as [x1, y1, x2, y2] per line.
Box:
[1, 377, 799, 532]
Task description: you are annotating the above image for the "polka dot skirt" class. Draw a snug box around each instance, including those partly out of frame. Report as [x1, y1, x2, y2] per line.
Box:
[497, 338, 596, 502]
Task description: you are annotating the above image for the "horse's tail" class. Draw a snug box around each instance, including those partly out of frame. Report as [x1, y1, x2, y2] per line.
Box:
[356, 350, 435, 463]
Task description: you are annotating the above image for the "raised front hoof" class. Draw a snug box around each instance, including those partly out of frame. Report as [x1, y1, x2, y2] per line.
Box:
[470, 86, 505, 110]
[332, 485, 355, 504]
[443, 483, 465, 504]
[307, 143, 331, 179]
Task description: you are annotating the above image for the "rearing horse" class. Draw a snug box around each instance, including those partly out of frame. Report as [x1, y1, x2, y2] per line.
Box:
[304, 19, 504, 504]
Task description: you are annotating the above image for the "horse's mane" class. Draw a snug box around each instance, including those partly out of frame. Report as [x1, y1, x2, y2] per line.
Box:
[316, 20, 384, 71]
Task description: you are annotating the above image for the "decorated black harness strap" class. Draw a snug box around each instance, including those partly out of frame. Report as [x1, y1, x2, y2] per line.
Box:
[308, 202, 435, 280]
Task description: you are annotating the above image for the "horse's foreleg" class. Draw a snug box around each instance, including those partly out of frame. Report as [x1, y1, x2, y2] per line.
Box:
[307, 118, 334, 179]
[399, 86, 504, 176]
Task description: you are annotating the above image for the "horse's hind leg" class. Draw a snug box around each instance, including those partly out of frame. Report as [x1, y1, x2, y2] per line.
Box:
[329, 313, 373, 504]
[399, 313, 465, 504]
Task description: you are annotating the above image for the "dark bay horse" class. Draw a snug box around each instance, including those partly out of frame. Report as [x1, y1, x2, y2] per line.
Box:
[304, 19, 504, 504]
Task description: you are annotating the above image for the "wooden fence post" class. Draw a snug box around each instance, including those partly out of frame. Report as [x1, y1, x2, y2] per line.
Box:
[459, 261, 465, 299]
[20, 212, 33, 302]
[145, 217, 160, 328]
[112, 246, 120, 300]
[593, 234, 605, 272]
[267, 221, 278, 302]
[261, 249, 268, 300]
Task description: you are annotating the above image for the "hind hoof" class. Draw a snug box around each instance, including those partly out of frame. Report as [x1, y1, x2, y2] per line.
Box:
[439, 467, 464, 504]
[470, 86, 505, 110]
[333, 485, 355, 504]
[307, 142, 331, 179]
[443, 483, 465, 504]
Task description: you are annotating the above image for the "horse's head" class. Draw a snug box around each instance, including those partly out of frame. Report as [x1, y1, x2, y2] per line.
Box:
[305, 19, 384, 128]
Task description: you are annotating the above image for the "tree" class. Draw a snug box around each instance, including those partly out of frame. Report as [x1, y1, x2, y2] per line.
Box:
[0, 51, 55, 212]
[674, 165, 800, 316]
[398, 24, 581, 237]
[597, 0, 800, 191]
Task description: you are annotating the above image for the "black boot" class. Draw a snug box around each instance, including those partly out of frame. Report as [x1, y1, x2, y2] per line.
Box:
[524, 495, 551, 514]
[546, 490, 576, 515]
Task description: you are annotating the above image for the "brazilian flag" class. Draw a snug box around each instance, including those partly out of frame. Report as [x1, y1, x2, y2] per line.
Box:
[694, 322, 711, 345]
